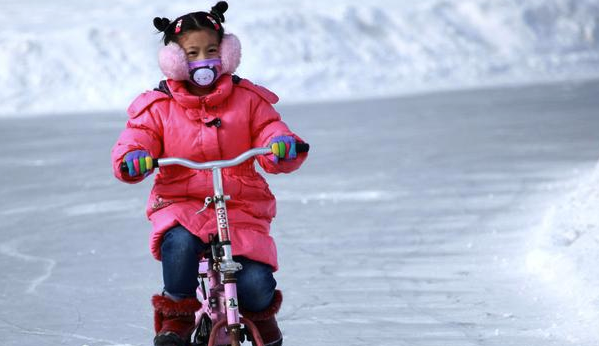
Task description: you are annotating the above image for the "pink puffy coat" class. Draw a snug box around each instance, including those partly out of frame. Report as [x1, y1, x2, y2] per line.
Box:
[111, 75, 307, 270]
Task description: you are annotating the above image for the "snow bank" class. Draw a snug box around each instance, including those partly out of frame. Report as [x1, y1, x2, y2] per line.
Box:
[526, 163, 599, 334]
[1, 0, 599, 116]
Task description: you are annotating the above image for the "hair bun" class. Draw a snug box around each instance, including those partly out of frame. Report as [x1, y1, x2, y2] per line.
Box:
[153, 17, 171, 32]
[210, 1, 228, 22]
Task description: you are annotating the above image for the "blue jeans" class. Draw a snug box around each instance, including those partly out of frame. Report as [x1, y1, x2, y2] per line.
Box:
[161, 225, 277, 312]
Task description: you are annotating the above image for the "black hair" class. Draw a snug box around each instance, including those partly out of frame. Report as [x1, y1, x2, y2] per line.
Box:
[153, 1, 228, 45]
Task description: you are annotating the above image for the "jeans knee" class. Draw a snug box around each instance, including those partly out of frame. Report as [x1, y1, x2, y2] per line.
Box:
[161, 226, 206, 298]
[161, 226, 201, 258]
[235, 257, 277, 312]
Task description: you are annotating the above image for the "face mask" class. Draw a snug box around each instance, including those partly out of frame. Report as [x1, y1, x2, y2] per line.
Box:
[188, 58, 222, 87]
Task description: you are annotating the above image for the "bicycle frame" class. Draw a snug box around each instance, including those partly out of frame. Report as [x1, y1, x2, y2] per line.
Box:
[155, 148, 271, 346]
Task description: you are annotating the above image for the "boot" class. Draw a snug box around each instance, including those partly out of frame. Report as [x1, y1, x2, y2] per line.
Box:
[241, 290, 283, 346]
[152, 294, 201, 346]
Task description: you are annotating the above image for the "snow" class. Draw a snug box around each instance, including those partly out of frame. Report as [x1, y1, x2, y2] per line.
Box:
[526, 163, 599, 339]
[1, 0, 599, 116]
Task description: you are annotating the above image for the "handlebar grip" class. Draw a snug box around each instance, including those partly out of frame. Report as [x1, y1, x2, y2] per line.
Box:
[119, 158, 160, 173]
[296, 142, 310, 153]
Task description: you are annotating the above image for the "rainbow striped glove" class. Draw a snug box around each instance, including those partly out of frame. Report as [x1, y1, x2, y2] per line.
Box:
[269, 135, 297, 163]
[123, 150, 154, 177]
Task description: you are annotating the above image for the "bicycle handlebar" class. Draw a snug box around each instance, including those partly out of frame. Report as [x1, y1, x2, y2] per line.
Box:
[120, 143, 309, 173]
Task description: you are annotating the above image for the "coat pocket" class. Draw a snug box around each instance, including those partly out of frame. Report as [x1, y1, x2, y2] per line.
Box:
[151, 166, 195, 209]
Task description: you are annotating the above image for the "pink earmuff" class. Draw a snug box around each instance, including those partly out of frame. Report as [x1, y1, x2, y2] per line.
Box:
[158, 33, 241, 80]
[219, 33, 241, 75]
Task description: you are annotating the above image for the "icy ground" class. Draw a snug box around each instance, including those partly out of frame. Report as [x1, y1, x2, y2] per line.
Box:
[1, 79, 599, 346]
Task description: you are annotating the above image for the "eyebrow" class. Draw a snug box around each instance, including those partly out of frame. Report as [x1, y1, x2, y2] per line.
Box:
[186, 44, 219, 50]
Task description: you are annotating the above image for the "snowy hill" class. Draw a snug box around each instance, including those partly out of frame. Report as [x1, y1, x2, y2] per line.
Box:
[1, 0, 599, 116]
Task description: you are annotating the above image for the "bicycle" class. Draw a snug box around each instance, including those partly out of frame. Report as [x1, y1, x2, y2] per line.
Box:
[121, 144, 309, 346]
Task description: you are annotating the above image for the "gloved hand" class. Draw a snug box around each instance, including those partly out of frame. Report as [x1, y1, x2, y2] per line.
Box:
[123, 150, 154, 177]
[269, 135, 297, 163]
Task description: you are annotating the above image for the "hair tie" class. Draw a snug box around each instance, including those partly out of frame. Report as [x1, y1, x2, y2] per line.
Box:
[210, 1, 228, 23]
[153, 17, 171, 32]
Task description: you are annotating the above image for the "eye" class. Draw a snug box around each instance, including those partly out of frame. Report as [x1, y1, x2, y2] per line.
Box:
[209, 48, 218, 53]
[186, 51, 197, 56]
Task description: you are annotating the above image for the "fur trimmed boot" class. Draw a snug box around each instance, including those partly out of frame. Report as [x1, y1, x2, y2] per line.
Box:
[241, 290, 283, 346]
[152, 294, 201, 346]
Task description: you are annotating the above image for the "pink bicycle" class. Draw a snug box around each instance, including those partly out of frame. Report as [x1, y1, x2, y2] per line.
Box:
[121, 144, 309, 346]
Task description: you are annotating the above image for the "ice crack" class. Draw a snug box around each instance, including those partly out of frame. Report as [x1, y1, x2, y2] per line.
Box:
[0, 239, 56, 294]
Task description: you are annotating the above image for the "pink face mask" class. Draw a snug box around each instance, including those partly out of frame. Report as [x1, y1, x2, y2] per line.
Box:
[188, 58, 222, 87]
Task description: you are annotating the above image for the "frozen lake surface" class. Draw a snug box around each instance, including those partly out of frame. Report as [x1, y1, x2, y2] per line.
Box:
[1, 79, 599, 346]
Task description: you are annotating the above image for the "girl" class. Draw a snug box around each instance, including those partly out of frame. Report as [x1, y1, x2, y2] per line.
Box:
[111, 2, 308, 346]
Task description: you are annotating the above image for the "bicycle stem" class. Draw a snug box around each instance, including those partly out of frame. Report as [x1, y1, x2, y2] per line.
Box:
[209, 165, 241, 266]
[212, 167, 243, 343]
